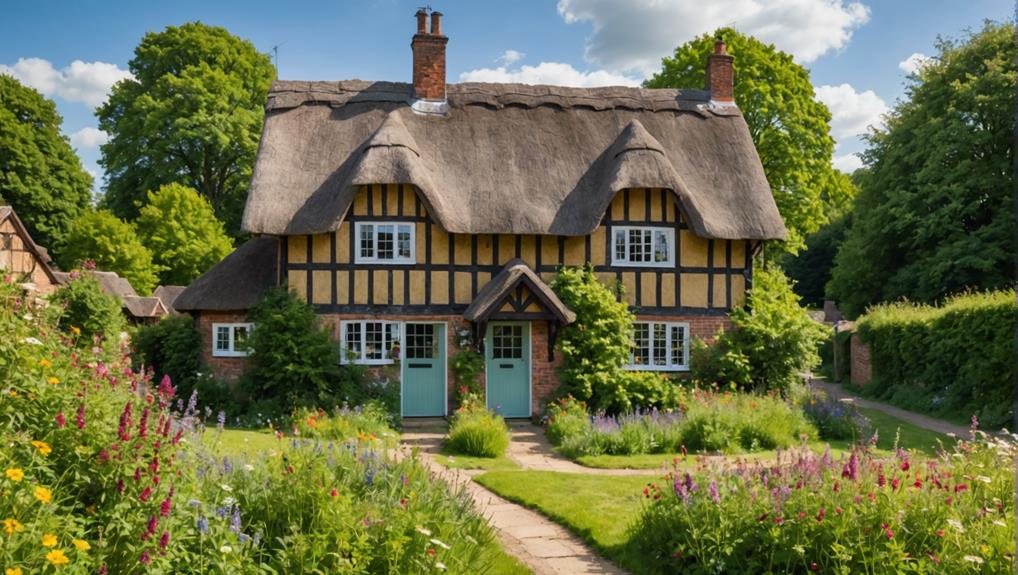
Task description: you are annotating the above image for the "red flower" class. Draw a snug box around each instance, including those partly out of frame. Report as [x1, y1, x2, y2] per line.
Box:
[426, 548, 436, 556]
[832, 481, 840, 492]
[891, 478, 900, 491]
[935, 529, 945, 538]
[76, 403, 86, 429]
[810, 562, 819, 571]
[954, 483, 968, 493]
[55, 412, 66, 428]
[816, 507, 826, 523]
[900, 460, 910, 472]
[139, 486, 152, 502]
[834, 507, 843, 515]
[912, 476, 922, 489]
[330, 488, 339, 497]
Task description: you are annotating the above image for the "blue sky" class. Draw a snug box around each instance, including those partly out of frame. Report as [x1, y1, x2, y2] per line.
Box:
[1, 0, 1012, 195]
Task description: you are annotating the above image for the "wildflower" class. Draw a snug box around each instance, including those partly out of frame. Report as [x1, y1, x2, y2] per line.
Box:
[159, 531, 170, 549]
[160, 496, 172, 517]
[139, 407, 150, 438]
[816, 507, 826, 523]
[935, 529, 945, 537]
[810, 563, 819, 572]
[4, 518, 24, 534]
[47, 376, 59, 385]
[436, 562, 446, 571]
[882, 523, 894, 539]
[426, 548, 436, 557]
[31, 440, 52, 456]
[196, 516, 209, 534]
[6, 568, 23, 575]
[23, 337, 42, 345]
[139, 486, 152, 502]
[220, 484, 233, 492]
[416, 526, 433, 536]
[118, 402, 133, 441]
[891, 478, 900, 490]
[139, 551, 152, 565]
[73, 539, 90, 551]
[76, 404, 86, 429]
[70, 326, 81, 336]
[42, 533, 58, 547]
[954, 483, 968, 493]
[708, 480, 721, 504]
[330, 488, 339, 497]
[5, 468, 24, 482]
[975, 475, 992, 484]
[963, 556, 984, 565]
[34, 486, 52, 504]
[430, 538, 451, 550]
[947, 519, 965, 533]
[55, 412, 66, 428]
[912, 476, 922, 489]
[220, 545, 232, 554]
[46, 550, 69, 566]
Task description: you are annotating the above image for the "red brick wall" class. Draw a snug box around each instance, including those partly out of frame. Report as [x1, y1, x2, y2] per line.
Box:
[196, 311, 251, 382]
[411, 33, 447, 100]
[850, 332, 871, 387]
[529, 320, 564, 416]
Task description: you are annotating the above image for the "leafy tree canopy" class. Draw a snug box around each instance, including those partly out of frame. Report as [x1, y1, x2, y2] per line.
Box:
[645, 28, 851, 253]
[136, 183, 233, 286]
[0, 75, 93, 249]
[97, 22, 275, 235]
[828, 21, 1015, 317]
[58, 210, 160, 295]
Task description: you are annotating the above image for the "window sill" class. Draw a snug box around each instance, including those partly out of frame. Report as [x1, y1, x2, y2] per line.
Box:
[352, 259, 416, 265]
[213, 352, 250, 358]
[610, 261, 675, 269]
[340, 359, 397, 366]
[623, 365, 689, 372]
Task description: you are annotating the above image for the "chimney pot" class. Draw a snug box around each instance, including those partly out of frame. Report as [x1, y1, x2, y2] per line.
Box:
[430, 11, 443, 36]
[714, 36, 727, 55]
[415, 9, 428, 34]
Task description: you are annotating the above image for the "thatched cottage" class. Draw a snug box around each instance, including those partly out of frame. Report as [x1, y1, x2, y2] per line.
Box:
[175, 10, 786, 417]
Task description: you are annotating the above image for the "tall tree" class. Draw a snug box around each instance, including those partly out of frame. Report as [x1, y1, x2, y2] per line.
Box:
[828, 22, 1015, 317]
[58, 210, 160, 295]
[97, 22, 275, 235]
[645, 28, 850, 253]
[136, 183, 233, 285]
[0, 75, 93, 249]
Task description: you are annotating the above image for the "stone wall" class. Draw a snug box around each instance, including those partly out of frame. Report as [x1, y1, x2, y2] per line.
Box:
[850, 332, 871, 387]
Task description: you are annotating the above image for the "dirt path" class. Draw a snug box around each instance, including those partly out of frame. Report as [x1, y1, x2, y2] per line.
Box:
[401, 426, 627, 575]
[810, 379, 970, 437]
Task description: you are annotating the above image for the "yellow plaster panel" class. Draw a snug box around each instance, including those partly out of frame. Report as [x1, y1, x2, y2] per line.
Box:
[611, 193, 625, 221]
[453, 234, 471, 265]
[312, 234, 331, 263]
[392, 270, 405, 305]
[620, 272, 637, 306]
[476, 271, 491, 291]
[415, 222, 428, 263]
[336, 271, 349, 305]
[409, 271, 425, 304]
[564, 237, 585, 266]
[431, 227, 449, 264]
[519, 236, 536, 268]
[454, 272, 472, 304]
[731, 274, 746, 307]
[353, 270, 369, 304]
[641, 272, 656, 307]
[431, 271, 449, 304]
[372, 270, 388, 304]
[498, 235, 516, 264]
[680, 231, 708, 267]
[312, 270, 331, 304]
[628, 189, 646, 222]
[288, 270, 307, 300]
[385, 185, 400, 216]
[540, 236, 559, 267]
[336, 227, 350, 263]
[731, 240, 747, 269]
[352, 186, 369, 216]
[369, 184, 382, 214]
[402, 184, 417, 215]
[288, 235, 307, 264]
[647, 189, 661, 221]
[590, 227, 606, 266]
[595, 272, 617, 291]
[525, 301, 543, 313]
[680, 274, 708, 308]
[499, 302, 514, 312]
[660, 273, 676, 307]
[713, 274, 728, 309]
[713, 241, 728, 269]
[477, 235, 494, 265]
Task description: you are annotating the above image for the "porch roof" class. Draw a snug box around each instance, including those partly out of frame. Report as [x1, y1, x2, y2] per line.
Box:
[463, 259, 575, 325]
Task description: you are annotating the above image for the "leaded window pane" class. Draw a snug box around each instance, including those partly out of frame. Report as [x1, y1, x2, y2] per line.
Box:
[653, 230, 670, 262]
[632, 322, 650, 365]
[405, 324, 436, 359]
[377, 225, 394, 260]
[359, 224, 374, 258]
[614, 229, 626, 261]
[397, 225, 412, 259]
[365, 322, 385, 360]
[652, 323, 668, 366]
[670, 325, 686, 367]
[215, 326, 231, 351]
[344, 322, 362, 359]
[492, 325, 523, 359]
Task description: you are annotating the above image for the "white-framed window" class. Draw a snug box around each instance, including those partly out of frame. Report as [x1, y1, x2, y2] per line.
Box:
[627, 321, 689, 371]
[354, 222, 415, 264]
[212, 323, 254, 357]
[340, 320, 401, 365]
[611, 226, 674, 267]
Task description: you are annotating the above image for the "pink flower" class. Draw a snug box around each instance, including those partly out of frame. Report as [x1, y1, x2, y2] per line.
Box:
[116, 479, 125, 493]
[55, 412, 66, 428]
[159, 531, 170, 549]
[816, 507, 826, 523]
[118, 402, 133, 441]
[139, 486, 152, 502]
[954, 483, 968, 493]
[160, 497, 172, 517]
[139, 407, 150, 438]
[76, 404, 86, 429]
[139, 551, 151, 565]
[891, 478, 900, 491]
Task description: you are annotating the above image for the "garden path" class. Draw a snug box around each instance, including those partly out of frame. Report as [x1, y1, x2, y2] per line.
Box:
[401, 425, 628, 575]
[504, 422, 662, 476]
[810, 379, 970, 437]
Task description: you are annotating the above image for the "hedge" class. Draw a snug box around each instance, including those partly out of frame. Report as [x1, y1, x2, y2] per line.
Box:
[855, 290, 1015, 427]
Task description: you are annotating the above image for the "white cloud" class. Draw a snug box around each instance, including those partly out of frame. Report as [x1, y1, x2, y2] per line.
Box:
[832, 153, 863, 173]
[0, 57, 132, 107]
[814, 83, 887, 141]
[459, 61, 640, 87]
[556, 0, 870, 75]
[498, 50, 526, 66]
[898, 52, 931, 74]
[69, 127, 109, 149]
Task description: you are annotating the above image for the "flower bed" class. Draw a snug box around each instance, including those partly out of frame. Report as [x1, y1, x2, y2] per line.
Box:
[0, 277, 519, 574]
[546, 388, 818, 458]
[628, 432, 1016, 573]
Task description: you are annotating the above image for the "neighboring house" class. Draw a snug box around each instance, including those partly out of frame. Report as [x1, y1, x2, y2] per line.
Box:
[0, 206, 62, 294]
[153, 285, 187, 316]
[53, 270, 168, 324]
[176, 10, 786, 417]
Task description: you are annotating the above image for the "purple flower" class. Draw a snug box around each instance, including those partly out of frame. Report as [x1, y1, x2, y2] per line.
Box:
[708, 480, 721, 504]
[230, 506, 242, 533]
[196, 516, 209, 534]
[217, 410, 226, 431]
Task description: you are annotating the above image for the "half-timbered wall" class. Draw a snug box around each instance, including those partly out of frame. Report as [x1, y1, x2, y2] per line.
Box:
[0, 218, 58, 294]
[284, 184, 751, 315]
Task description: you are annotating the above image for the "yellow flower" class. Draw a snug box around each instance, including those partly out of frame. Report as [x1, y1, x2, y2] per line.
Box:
[8, 390, 16, 398]
[6, 567, 23, 575]
[31, 440, 52, 456]
[72, 539, 90, 551]
[47, 376, 59, 385]
[39, 358, 52, 367]
[70, 326, 81, 335]
[5, 468, 24, 482]
[42, 533, 58, 547]
[3, 518, 24, 534]
[46, 549, 69, 566]
[34, 486, 52, 504]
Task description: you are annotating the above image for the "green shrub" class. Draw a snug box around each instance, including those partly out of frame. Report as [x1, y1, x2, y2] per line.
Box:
[856, 290, 1015, 427]
[446, 408, 510, 458]
[451, 326, 485, 409]
[132, 315, 203, 398]
[691, 268, 830, 394]
[242, 287, 356, 411]
[48, 271, 126, 344]
[545, 396, 593, 446]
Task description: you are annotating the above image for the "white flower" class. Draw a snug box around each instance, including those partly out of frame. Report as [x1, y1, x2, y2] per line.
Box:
[22, 337, 42, 345]
[223, 497, 236, 506]
[947, 519, 965, 532]
[435, 562, 446, 571]
[975, 475, 992, 483]
[243, 464, 255, 472]
[963, 555, 984, 564]
[946, 432, 956, 438]
[992, 520, 1006, 527]
[220, 545, 233, 554]
[221, 484, 233, 492]
[430, 538, 451, 550]
[415, 526, 432, 536]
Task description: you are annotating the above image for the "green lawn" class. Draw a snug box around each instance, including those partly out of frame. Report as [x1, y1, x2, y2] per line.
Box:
[209, 428, 284, 456]
[475, 471, 648, 571]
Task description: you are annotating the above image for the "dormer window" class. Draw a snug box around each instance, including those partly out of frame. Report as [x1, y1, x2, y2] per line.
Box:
[611, 226, 674, 267]
[355, 222, 415, 264]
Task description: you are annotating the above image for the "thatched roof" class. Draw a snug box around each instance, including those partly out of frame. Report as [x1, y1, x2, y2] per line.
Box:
[92, 271, 138, 299]
[174, 236, 279, 312]
[464, 259, 575, 324]
[122, 296, 167, 319]
[242, 81, 786, 240]
[153, 285, 187, 315]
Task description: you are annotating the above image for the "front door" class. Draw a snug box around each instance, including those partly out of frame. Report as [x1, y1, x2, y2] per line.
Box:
[485, 322, 530, 418]
[401, 323, 446, 417]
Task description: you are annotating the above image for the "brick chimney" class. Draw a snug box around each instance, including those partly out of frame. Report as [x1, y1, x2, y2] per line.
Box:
[411, 9, 448, 101]
[706, 36, 734, 104]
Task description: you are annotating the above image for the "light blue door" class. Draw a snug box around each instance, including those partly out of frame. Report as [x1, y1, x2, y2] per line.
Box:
[402, 323, 446, 417]
[485, 322, 530, 418]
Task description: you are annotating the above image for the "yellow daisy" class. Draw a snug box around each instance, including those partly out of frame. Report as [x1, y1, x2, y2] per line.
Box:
[3, 518, 24, 534]
[42, 533, 58, 547]
[46, 549, 69, 566]
[34, 486, 52, 504]
[6, 567, 24, 575]
[5, 468, 24, 482]
[72, 539, 90, 551]
[47, 377, 59, 385]
[70, 326, 81, 335]
[39, 358, 52, 368]
[30, 440, 52, 456]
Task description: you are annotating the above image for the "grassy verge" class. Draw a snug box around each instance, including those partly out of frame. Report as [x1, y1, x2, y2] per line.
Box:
[474, 471, 647, 571]
[570, 407, 952, 469]
[434, 449, 521, 471]
[212, 428, 284, 456]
